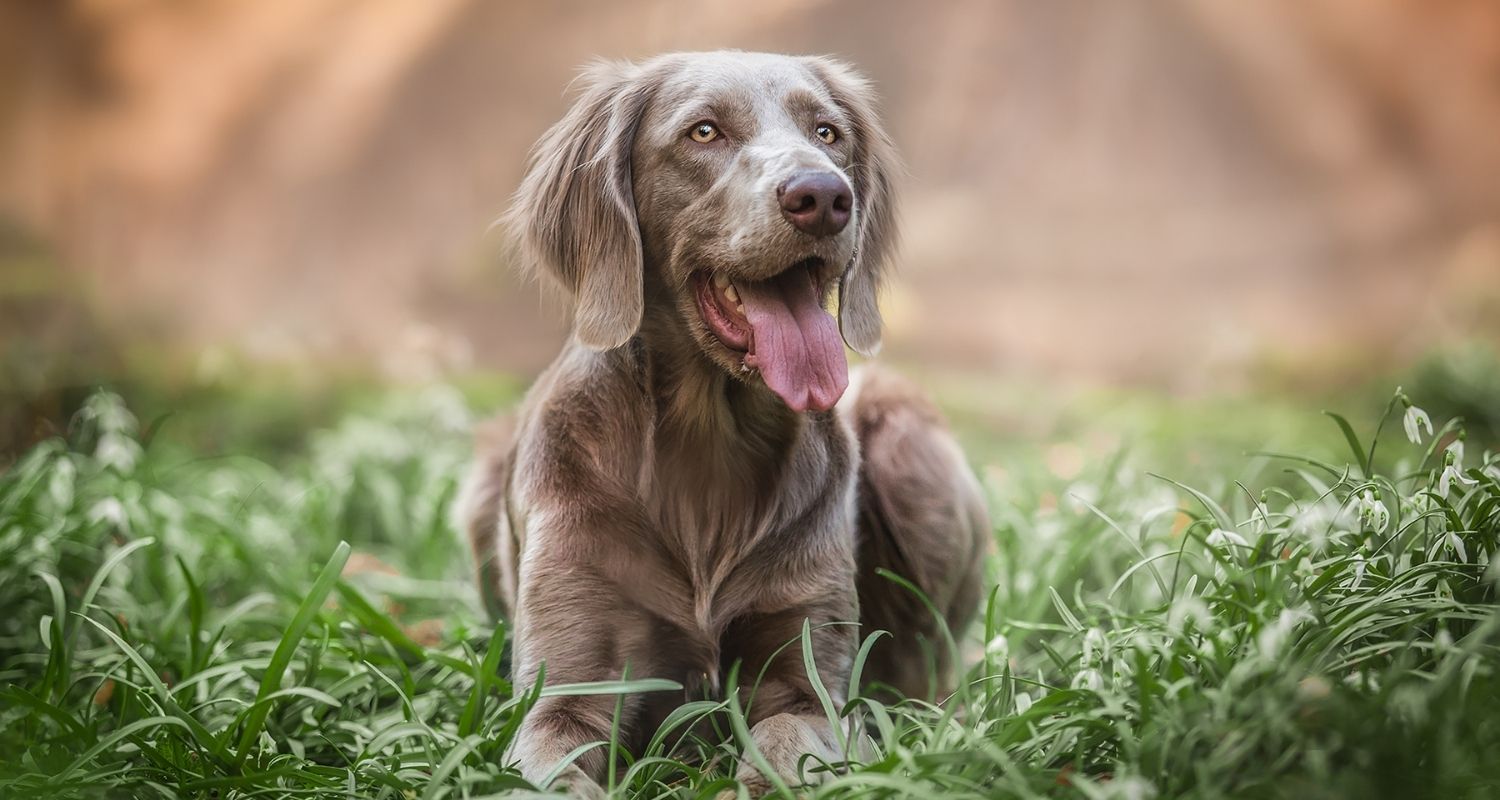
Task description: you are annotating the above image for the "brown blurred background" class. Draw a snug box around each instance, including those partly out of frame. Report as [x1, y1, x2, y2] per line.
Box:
[3, 0, 1499, 401]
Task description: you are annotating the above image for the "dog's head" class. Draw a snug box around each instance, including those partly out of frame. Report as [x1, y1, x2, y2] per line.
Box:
[509, 51, 899, 412]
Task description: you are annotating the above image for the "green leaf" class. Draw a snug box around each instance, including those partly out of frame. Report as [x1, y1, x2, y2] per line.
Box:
[1323, 410, 1370, 478]
[232, 540, 351, 767]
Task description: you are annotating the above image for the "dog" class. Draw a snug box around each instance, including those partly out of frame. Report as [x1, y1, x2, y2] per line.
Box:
[460, 51, 989, 796]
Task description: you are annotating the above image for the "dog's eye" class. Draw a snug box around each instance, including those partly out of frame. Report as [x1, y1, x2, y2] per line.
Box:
[815, 123, 839, 144]
[689, 122, 720, 143]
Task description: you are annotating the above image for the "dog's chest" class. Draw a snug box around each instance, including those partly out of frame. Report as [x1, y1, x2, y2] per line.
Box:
[649, 488, 777, 621]
[644, 465, 834, 626]
[635, 411, 855, 666]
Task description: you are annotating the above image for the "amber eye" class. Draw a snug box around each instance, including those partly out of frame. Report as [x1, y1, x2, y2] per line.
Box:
[815, 123, 839, 144]
[689, 122, 720, 143]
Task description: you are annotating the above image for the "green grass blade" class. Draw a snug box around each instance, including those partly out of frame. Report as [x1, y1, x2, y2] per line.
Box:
[1323, 410, 1370, 477]
[232, 540, 351, 767]
[538, 678, 682, 697]
[458, 620, 508, 737]
[800, 617, 849, 756]
[47, 716, 194, 786]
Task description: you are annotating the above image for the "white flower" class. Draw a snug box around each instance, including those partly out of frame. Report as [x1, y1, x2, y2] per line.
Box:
[1082, 628, 1108, 664]
[47, 457, 77, 511]
[1102, 775, 1157, 800]
[1447, 532, 1468, 563]
[1168, 596, 1211, 633]
[1256, 607, 1313, 661]
[1071, 668, 1103, 692]
[1344, 671, 1381, 693]
[1403, 404, 1433, 444]
[80, 390, 138, 436]
[94, 432, 142, 473]
[985, 634, 1009, 658]
[1349, 555, 1366, 589]
[1014, 691, 1033, 713]
[87, 497, 129, 530]
[1446, 436, 1465, 467]
[1206, 528, 1249, 551]
[1355, 490, 1389, 533]
[1404, 491, 1434, 516]
[1438, 453, 1476, 495]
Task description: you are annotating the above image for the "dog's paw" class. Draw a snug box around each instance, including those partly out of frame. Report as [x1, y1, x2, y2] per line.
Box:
[540, 764, 606, 799]
[717, 770, 791, 799]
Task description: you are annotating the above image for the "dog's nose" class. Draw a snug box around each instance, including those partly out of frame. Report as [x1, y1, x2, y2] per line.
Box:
[777, 171, 852, 237]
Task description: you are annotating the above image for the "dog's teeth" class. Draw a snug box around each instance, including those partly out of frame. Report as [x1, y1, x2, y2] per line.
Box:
[724, 284, 739, 304]
[712, 274, 729, 289]
[735, 302, 744, 315]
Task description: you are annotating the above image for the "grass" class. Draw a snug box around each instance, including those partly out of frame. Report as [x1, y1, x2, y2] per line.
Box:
[1, 379, 1498, 799]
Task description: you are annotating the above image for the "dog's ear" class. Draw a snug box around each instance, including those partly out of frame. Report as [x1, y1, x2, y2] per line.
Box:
[508, 60, 655, 350]
[809, 57, 901, 357]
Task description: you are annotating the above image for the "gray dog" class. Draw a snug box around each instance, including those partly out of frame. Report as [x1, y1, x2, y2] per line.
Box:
[460, 51, 988, 796]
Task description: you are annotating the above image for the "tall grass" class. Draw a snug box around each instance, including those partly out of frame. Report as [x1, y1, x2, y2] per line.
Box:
[1, 386, 1496, 798]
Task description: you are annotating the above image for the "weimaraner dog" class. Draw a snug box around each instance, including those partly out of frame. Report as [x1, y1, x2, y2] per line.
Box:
[460, 51, 988, 796]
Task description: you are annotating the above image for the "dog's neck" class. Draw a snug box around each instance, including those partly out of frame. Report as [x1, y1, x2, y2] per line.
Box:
[634, 305, 806, 483]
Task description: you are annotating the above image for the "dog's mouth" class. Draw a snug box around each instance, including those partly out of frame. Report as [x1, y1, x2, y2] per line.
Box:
[692, 257, 848, 413]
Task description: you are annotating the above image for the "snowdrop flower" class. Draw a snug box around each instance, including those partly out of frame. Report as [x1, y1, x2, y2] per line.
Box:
[1071, 668, 1103, 692]
[1256, 607, 1312, 661]
[1344, 671, 1381, 693]
[94, 432, 142, 473]
[1207, 528, 1248, 549]
[1348, 555, 1367, 589]
[88, 497, 129, 530]
[1403, 490, 1434, 517]
[1446, 432, 1465, 467]
[1355, 490, 1389, 533]
[1082, 628, 1109, 664]
[47, 457, 76, 511]
[1402, 400, 1432, 444]
[985, 633, 1009, 659]
[1103, 775, 1157, 800]
[1168, 596, 1212, 634]
[1447, 532, 1468, 563]
[1014, 691, 1033, 714]
[80, 390, 139, 437]
[1437, 451, 1476, 495]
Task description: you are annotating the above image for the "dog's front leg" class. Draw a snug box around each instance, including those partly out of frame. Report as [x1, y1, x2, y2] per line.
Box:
[508, 556, 656, 798]
[726, 601, 857, 795]
[510, 695, 616, 799]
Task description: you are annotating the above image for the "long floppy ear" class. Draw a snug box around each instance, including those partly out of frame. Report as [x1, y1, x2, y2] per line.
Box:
[808, 57, 901, 357]
[507, 60, 654, 350]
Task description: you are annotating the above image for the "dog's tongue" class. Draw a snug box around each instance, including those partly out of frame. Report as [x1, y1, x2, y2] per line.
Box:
[739, 268, 848, 412]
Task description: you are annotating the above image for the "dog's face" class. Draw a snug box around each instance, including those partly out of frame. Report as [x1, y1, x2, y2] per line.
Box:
[510, 52, 898, 412]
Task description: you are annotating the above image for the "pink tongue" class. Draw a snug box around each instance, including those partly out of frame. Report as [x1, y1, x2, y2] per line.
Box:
[739, 268, 848, 412]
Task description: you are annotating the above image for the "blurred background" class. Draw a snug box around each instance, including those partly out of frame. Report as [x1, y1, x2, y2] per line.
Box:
[3, 0, 1499, 461]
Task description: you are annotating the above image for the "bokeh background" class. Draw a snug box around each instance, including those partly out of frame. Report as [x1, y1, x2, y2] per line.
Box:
[3, 0, 1500, 460]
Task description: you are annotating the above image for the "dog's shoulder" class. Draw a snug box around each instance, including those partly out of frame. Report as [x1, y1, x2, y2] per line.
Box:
[522, 339, 648, 413]
[513, 340, 654, 489]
